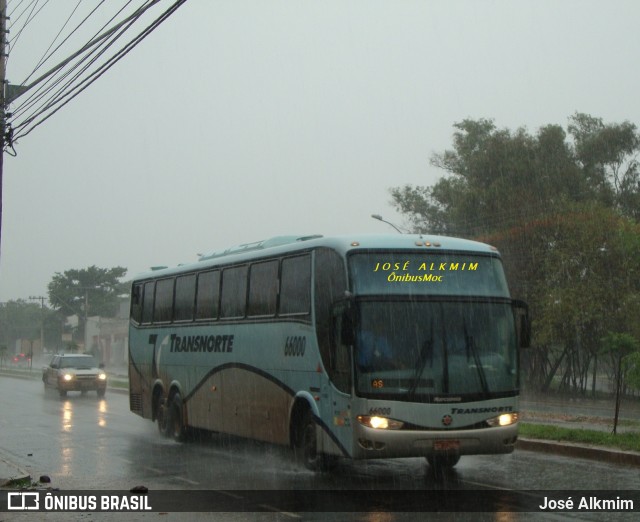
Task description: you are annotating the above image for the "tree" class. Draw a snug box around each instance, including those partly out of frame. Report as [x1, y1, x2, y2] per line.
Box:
[47, 265, 128, 344]
[0, 300, 44, 354]
[391, 114, 640, 236]
[568, 113, 640, 219]
[390, 114, 640, 392]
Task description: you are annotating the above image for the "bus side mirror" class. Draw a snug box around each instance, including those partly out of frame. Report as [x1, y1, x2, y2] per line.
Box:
[512, 299, 531, 348]
[332, 300, 355, 346]
[341, 307, 355, 346]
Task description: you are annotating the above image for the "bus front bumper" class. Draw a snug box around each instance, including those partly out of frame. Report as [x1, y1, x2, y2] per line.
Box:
[351, 422, 518, 460]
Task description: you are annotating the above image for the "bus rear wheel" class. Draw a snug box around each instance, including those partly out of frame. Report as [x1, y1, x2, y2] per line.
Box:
[168, 393, 189, 442]
[156, 398, 168, 436]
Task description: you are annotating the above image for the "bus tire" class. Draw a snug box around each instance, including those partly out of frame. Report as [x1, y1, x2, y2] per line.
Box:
[168, 393, 189, 442]
[298, 411, 336, 472]
[155, 396, 168, 436]
[426, 453, 460, 472]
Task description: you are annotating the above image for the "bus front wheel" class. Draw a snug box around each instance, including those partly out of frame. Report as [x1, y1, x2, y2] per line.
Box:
[298, 412, 336, 472]
[426, 453, 460, 471]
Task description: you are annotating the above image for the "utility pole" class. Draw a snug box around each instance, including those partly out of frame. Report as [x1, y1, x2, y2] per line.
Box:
[0, 0, 6, 262]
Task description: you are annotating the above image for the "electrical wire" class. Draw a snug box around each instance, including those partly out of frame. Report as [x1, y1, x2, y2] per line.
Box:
[11, 3, 148, 123]
[8, 1, 158, 123]
[9, 0, 187, 143]
[7, 0, 37, 28]
[23, 0, 85, 83]
[22, 0, 137, 86]
[8, 0, 50, 54]
[11, 0, 158, 115]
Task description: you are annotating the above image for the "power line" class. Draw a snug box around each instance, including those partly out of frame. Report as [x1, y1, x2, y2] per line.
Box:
[12, 0, 158, 101]
[21, 0, 137, 86]
[9, 0, 187, 143]
[22, 0, 85, 82]
[7, 0, 49, 53]
[10, 3, 149, 125]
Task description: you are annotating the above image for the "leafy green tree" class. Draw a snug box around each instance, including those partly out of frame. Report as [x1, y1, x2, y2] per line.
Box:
[390, 114, 640, 393]
[391, 113, 640, 236]
[568, 113, 640, 219]
[0, 300, 44, 354]
[391, 118, 594, 236]
[47, 265, 128, 342]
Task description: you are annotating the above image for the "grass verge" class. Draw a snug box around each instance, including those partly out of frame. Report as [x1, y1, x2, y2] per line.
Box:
[520, 423, 640, 452]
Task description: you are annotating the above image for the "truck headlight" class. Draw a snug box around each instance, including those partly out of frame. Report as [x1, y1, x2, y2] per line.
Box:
[486, 413, 518, 427]
[357, 415, 404, 430]
[98, 373, 107, 381]
[63, 373, 73, 382]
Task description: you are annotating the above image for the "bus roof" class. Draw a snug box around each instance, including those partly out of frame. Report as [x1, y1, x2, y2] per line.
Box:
[132, 234, 499, 281]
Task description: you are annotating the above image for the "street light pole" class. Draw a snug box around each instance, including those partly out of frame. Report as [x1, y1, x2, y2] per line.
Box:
[371, 214, 405, 234]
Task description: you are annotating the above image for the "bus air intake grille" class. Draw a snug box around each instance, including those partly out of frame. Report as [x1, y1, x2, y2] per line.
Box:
[130, 393, 143, 413]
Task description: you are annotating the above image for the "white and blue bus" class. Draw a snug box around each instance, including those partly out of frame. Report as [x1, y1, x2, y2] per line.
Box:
[129, 234, 529, 471]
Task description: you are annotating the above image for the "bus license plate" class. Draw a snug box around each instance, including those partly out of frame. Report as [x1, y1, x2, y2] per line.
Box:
[433, 440, 459, 451]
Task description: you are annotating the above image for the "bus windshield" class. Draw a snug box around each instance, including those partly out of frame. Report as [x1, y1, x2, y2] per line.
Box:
[354, 299, 518, 401]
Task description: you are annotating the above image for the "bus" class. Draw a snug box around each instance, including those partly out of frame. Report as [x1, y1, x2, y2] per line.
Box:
[128, 234, 529, 471]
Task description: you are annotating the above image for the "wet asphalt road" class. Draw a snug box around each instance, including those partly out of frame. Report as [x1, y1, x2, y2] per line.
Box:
[1, 376, 639, 521]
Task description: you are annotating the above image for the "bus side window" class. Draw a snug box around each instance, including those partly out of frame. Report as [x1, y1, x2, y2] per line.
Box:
[131, 284, 143, 323]
[196, 270, 220, 320]
[248, 260, 279, 317]
[330, 304, 352, 394]
[315, 248, 347, 387]
[279, 255, 310, 316]
[154, 278, 175, 323]
[141, 281, 155, 324]
[174, 274, 196, 322]
[221, 266, 248, 319]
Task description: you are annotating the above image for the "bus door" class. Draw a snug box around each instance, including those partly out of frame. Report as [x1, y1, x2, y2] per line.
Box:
[319, 302, 355, 456]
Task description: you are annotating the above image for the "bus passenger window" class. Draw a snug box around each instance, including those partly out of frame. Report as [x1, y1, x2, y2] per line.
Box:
[221, 266, 248, 319]
[196, 270, 220, 320]
[279, 255, 310, 315]
[174, 274, 196, 321]
[141, 281, 155, 324]
[248, 260, 278, 317]
[154, 278, 174, 323]
[131, 284, 143, 323]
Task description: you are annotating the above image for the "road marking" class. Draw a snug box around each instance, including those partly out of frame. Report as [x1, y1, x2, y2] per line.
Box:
[145, 466, 163, 474]
[258, 504, 301, 518]
[217, 491, 244, 500]
[174, 476, 200, 486]
[464, 479, 511, 490]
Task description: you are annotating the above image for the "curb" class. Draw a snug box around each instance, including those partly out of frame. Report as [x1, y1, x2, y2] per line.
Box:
[0, 455, 31, 488]
[516, 437, 640, 467]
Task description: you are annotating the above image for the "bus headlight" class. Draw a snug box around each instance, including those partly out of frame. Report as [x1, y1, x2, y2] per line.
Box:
[63, 373, 73, 382]
[486, 413, 518, 427]
[357, 415, 404, 430]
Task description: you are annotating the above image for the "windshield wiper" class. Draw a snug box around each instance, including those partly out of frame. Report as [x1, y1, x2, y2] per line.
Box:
[407, 318, 434, 398]
[464, 322, 489, 395]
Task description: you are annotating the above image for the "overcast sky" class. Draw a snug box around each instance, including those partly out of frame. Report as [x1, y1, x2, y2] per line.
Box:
[1, 0, 639, 303]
